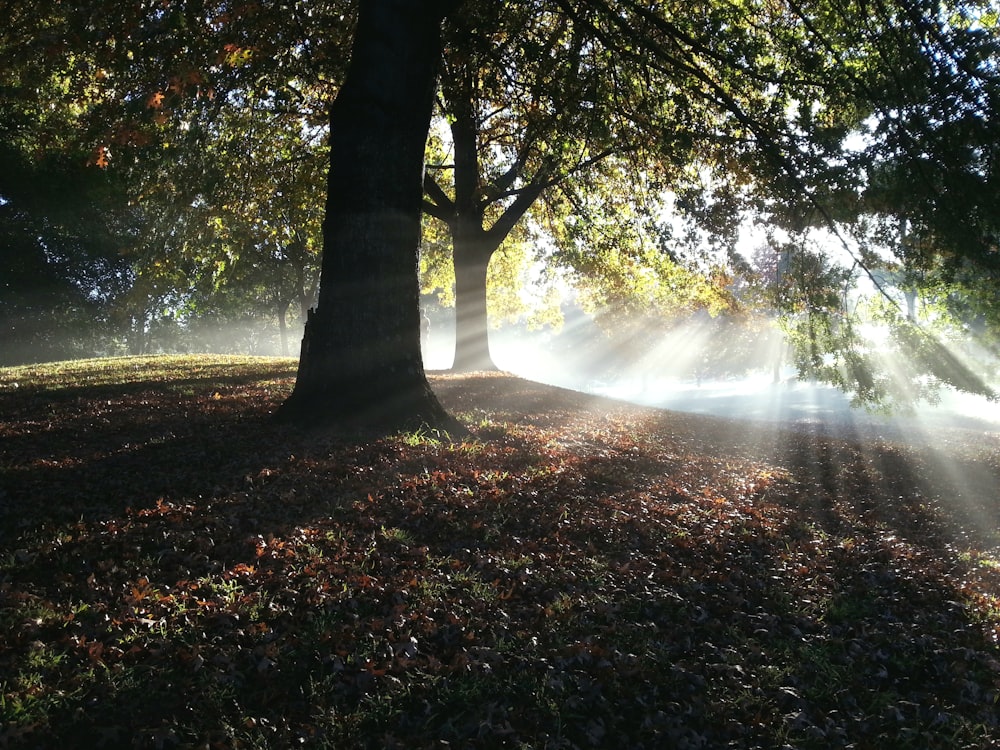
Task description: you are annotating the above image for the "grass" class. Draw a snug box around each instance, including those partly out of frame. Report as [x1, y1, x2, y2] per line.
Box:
[1, 354, 999, 749]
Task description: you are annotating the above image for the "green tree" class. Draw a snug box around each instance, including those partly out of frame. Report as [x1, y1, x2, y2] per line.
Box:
[1, 0, 350, 358]
[151, 97, 327, 356]
[0, 150, 130, 364]
[424, 3, 620, 371]
[0, 64, 134, 363]
[6, 0, 998, 425]
[780, 1, 1000, 405]
[563, 0, 998, 406]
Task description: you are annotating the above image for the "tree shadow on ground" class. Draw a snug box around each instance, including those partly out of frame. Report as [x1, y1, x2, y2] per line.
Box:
[1, 368, 998, 748]
[1, 383, 299, 545]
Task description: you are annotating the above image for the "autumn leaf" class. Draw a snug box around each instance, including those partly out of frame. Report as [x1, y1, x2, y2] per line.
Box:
[1, 356, 998, 749]
[88, 145, 110, 168]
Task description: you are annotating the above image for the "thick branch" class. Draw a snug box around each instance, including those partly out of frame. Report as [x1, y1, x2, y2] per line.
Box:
[484, 146, 617, 206]
[422, 172, 455, 222]
[485, 178, 549, 248]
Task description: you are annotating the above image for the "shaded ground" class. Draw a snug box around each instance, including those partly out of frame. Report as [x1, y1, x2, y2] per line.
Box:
[1, 357, 999, 749]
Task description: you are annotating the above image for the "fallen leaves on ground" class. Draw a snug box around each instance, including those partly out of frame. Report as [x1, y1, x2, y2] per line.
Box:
[1, 355, 998, 749]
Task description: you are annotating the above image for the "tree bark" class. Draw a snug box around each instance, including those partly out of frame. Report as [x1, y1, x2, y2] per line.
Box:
[446, 81, 497, 372]
[276, 299, 289, 357]
[452, 231, 496, 371]
[278, 0, 456, 431]
[441, 97, 548, 372]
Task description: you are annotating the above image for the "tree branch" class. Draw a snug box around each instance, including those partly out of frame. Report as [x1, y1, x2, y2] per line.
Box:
[422, 172, 455, 222]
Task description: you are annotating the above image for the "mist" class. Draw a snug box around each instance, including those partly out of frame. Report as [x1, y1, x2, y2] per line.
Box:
[423, 311, 1000, 449]
[36, 292, 996, 449]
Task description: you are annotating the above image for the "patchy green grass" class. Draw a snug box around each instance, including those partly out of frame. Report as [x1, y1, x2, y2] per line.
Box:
[1, 355, 999, 749]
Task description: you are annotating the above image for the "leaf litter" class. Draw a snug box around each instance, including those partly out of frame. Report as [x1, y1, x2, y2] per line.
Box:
[0, 356, 998, 749]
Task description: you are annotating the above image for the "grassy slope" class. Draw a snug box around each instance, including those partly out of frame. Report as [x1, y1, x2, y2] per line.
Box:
[1, 354, 999, 749]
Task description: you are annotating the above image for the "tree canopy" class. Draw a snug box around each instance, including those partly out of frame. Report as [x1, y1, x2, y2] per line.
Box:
[2, 0, 998, 422]
[1, 0, 348, 361]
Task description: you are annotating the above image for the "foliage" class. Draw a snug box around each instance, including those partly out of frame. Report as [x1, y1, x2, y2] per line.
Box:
[2, 355, 999, 748]
[850, 2, 1000, 275]
[3, 0, 999, 409]
[0, 2, 137, 362]
[0, 148, 134, 364]
[738, 224, 998, 411]
[0, 0, 351, 358]
[548, 0, 1000, 403]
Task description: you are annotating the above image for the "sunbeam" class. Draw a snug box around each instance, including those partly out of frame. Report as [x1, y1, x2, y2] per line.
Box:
[489, 309, 1000, 555]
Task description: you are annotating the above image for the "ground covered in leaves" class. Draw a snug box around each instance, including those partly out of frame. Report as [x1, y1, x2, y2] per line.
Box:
[1, 354, 999, 749]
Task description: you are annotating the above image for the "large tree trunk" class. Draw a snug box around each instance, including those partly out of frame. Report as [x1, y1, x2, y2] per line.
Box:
[452, 230, 496, 371]
[278, 0, 455, 431]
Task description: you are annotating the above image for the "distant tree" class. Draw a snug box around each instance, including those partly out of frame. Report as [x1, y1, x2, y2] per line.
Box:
[423, 0, 759, 373]
[424, 3, 623, 371]
[1, 0, 348, 359]
[0, 146, 131, 364]
[143, 100, 327, 356]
